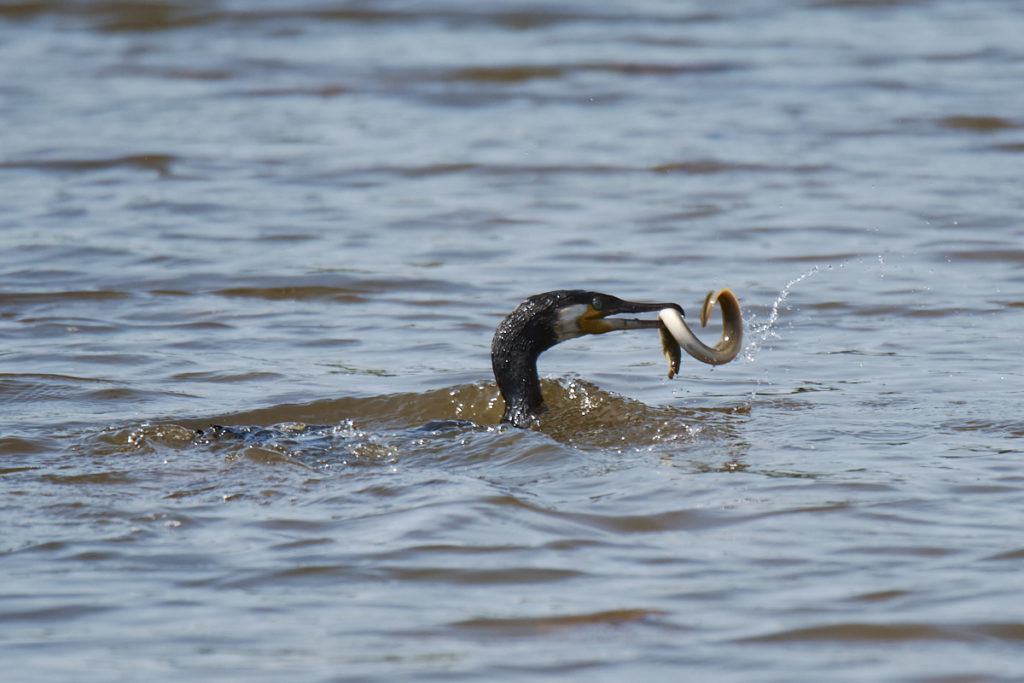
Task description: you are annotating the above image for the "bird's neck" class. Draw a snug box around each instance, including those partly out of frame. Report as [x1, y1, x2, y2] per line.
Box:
[493, 347, 544, 427]
[491, 312, 556, 427]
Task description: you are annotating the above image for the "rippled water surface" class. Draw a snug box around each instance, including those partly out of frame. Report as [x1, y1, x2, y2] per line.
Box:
[3, 1, 1024, 680]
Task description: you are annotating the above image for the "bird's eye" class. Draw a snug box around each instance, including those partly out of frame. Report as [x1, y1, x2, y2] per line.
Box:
[591, 297, 603, 311]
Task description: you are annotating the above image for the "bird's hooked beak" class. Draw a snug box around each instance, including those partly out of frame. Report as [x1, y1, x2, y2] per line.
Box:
[577, 297, 684, 335]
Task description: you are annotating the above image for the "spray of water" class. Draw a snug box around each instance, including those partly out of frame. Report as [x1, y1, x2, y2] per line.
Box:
[743, 265, 819, 362]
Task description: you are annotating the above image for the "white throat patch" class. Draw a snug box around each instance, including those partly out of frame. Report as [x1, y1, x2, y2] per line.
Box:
[552, 303, 590, 343]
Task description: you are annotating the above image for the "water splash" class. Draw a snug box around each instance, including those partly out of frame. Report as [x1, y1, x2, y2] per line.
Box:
[743, 266, 819, 362]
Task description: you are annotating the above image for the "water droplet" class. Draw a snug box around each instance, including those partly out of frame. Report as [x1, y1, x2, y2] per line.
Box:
[743, 266, 819, 362]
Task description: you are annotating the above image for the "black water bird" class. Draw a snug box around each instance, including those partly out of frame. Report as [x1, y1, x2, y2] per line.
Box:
[196, 288, 740, 444]
[490, 290, 684, 427]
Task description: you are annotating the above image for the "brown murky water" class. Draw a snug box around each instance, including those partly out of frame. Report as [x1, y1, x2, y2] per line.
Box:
[3, 2, 1024, 681]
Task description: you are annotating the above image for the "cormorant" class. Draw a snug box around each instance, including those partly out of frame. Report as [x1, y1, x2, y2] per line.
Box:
[491, 289, 743, 427]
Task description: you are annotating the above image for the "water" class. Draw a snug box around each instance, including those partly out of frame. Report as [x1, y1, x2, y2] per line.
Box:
[3, 1, 1024, 680]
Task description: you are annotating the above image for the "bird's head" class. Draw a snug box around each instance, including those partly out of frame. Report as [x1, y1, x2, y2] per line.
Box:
[492, 290, 683, 362]
[548, 291, 684, 342]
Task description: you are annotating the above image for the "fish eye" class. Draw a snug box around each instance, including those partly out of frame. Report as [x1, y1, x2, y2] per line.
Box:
[591, 297, 603, 311]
